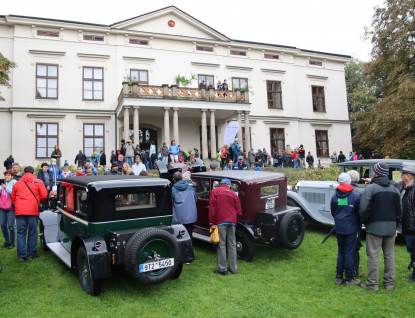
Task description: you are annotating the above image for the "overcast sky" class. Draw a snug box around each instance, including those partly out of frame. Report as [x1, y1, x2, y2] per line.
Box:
[1, 0, 384, 61]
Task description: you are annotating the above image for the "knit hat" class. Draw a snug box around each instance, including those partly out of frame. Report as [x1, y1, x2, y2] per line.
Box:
[374, 162, 389, 177]
[337, 173, 351, 185]
[210, 163, 218, 169]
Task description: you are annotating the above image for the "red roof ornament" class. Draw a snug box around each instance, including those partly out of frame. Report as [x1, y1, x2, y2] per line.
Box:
[168, 20, 175, 27]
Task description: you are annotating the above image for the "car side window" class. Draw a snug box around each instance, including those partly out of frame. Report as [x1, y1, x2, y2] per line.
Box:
[76, 189, 88, 219]
[194, 178, 210, 200]
[230, 183, 239, 196]
[61, 186, 75, 212]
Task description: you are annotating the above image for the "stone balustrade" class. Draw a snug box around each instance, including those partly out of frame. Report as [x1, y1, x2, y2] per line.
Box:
[119, 82, 249, 104]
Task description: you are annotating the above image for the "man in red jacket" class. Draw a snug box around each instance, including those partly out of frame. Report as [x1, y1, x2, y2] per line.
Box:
[11, 166, 48, 262]
[209, 178, 242, 276]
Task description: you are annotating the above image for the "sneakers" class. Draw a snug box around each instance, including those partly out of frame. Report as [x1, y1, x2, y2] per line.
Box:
[359, 283, 378, 291]
[18, 257, 26, 262]
[345, 278, 361, 287]
[404, 277, 415, 283]
[8, 243, 15, 249]
[385, 285, 394, 291]
[213, 269, 228, 276]
[28, 255, 40, 261]
[335, 276, 344, 285]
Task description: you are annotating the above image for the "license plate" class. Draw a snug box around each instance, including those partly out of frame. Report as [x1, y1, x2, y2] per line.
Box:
[139, 258, 174, 273]
[265, 198, 275, 209]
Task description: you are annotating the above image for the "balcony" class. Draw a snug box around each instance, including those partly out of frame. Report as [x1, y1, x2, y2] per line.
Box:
[117, 83, 249, 105]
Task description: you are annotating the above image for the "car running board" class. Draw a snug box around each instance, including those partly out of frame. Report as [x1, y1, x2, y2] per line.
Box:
[47, 242, 71, 268]
[192, 232, 211, 243]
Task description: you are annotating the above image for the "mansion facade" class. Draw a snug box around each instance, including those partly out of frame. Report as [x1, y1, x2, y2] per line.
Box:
[0, 6, 352, 167]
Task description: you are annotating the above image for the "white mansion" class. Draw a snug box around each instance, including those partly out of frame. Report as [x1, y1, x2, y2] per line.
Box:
[0, 6, 352, 167]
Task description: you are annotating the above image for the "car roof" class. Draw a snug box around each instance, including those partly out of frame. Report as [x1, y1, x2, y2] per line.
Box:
[336, 159, 415, 168]
[191, 170, 284, 181]
[57, 175, 170, 190]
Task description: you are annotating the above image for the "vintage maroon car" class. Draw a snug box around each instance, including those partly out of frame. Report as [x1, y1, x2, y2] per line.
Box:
[157, 161, 305, 262]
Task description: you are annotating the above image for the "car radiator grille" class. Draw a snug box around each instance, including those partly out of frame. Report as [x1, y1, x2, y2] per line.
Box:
[303, 192, 325, 204]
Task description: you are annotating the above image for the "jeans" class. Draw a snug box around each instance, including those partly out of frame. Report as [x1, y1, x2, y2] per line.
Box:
[336, 232, 358, 278]
[233, 153, 239, 164]
[217, 225, 237, 273]
[366, 233, 396, 290]
[16, 215, 39, 258]
[125, 157, 134, 166]
[0, 209, 15, 244]
[405, 235, 415, 279]
[294, 159, 298, 168]
[250, 162, 253, 168]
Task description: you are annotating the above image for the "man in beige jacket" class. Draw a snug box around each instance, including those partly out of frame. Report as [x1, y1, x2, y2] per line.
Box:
[285, 145, 293, 168]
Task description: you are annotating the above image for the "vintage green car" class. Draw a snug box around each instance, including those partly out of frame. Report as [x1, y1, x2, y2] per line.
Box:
[39, 175, 194, 296]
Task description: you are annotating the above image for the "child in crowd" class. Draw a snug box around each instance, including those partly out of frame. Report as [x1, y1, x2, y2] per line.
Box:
[75, 165, 86, 176]
[253, 162, 261, 171]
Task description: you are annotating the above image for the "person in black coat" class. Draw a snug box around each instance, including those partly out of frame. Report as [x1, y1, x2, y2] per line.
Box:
[99, 150, 106, 166]
[110, 150, 117, 164]
[3, 155, 14, 170]
[74, 150, 87, 166]
[338, 151, 346, 163]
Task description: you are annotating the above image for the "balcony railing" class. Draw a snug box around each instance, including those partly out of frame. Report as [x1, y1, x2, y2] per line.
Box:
[118, 82, 249, 104]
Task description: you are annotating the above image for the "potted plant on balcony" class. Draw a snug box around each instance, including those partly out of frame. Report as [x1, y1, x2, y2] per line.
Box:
[173, 74, 196, 87]
[123, 74, 137, 85]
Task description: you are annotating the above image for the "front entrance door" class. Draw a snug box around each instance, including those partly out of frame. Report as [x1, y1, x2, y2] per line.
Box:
[125, 128, 158, 151]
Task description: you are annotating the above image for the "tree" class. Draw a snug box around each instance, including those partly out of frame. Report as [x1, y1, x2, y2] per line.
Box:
[356, 0, 415, 159]
[0, 52, 17, 101]
[345, 57, 381, 156]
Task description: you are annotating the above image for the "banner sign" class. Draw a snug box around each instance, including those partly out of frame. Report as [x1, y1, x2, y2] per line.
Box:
[224, 121, 239, 146]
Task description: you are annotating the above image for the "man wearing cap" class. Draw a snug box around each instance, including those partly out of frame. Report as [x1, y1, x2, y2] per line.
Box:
[234, 156, 248, 170]
[210, 163, 218, 171]
[209, 178, 242, 276]
[394, 165, 415, 283]
[104, 162, 121, 175]
[359, 162, 402, 291]
[232, 139, 240, 164]
[331, 173, 361, 286]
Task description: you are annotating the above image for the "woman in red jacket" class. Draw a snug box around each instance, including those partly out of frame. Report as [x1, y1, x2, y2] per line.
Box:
[11, 166, 47, 262]
[220, 144, 229, 169]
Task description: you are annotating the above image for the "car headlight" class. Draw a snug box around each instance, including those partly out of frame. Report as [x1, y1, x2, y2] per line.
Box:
[287, 185, 293, 191]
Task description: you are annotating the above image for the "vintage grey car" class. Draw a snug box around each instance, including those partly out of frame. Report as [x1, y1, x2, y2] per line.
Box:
[287, 159, 415, 225]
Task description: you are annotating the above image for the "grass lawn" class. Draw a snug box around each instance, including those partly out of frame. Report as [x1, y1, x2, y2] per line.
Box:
[0, 222, 413, 317]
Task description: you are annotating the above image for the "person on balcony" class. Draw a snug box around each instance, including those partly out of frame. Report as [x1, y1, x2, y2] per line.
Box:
[217, 80, 222, 90]
[222, 79, 229, 91]
[199, 80, 206, 89]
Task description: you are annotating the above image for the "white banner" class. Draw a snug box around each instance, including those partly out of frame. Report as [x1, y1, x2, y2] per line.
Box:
[224, 121, 239, 147]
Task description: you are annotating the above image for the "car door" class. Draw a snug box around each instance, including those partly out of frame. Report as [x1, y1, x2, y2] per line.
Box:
[60, 187, 88, 252]
[193, 177, 211, 229]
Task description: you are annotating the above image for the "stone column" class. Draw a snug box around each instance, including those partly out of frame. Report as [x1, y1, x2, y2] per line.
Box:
[201, 109, 208, 160]
[244, 111, 251, 150]
[173, 107, 179, 144]
[164, 107, 170, 144]
[210, 110, 217, 160]
[133, 106, 139, 146]
[123, 106, 130, 141]
[236, 111, 243, 151]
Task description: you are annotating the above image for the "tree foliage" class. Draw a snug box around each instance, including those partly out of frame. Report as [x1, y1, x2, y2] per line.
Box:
[0, 52, 17, 101]
[355, 0, 415, 159]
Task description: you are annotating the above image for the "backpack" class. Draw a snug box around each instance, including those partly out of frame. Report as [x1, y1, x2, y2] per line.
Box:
[3, 160, 7, 168]
[232, 144, 237, 152]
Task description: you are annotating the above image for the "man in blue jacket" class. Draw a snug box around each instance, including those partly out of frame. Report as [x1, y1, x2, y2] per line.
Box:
[172, 172, 197, 240]
[83, 159, 97, 175]
[331, 173, 361, 287]
[232, 139, 240, 164]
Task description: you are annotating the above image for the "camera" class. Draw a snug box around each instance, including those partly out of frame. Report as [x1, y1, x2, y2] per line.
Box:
[0, 179, 5, 185]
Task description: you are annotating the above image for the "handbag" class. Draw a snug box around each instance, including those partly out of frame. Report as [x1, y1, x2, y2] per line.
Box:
[0, 189, 13, 210]
[24, 182, 44, 213]
[209, 225, 219, 243]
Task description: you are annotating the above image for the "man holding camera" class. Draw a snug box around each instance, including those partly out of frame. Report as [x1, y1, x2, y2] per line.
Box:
[123, 140, 135, 166]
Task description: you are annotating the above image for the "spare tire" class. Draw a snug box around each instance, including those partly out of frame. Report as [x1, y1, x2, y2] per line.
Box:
[278, 211, 305, 250]
[124, 228, 181, 285]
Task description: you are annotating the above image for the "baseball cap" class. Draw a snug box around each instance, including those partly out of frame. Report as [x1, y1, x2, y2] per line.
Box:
[238, 156, 243, 160]
[220, 178, 231, 185]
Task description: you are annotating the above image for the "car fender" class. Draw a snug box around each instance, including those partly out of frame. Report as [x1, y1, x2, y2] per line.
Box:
[236, 221, 257, 240]
[172, 224, 195, 263]
[71, 234, 112, 280]
[287, 191, 334, 225]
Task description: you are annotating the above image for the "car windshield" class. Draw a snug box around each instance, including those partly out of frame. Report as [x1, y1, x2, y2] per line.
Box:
[342, 166, 370, 183]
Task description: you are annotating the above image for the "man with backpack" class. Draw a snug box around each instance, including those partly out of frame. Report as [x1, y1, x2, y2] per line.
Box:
[232, 139, 240, 164]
